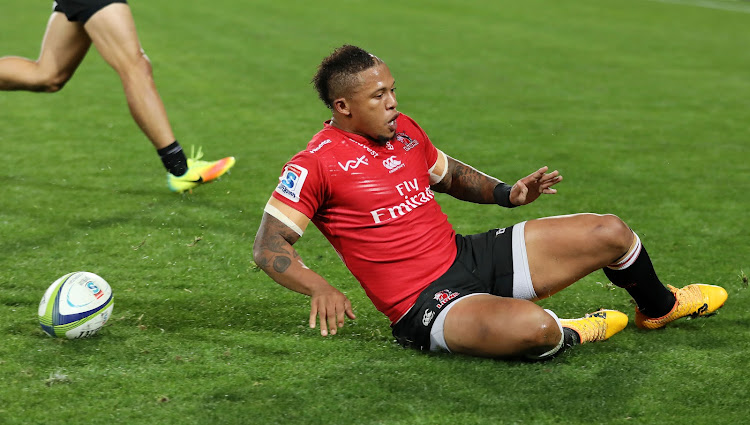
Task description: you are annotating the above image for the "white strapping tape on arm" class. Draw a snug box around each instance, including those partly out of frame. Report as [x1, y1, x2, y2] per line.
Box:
[264, 202, 305, 236]
[428, 149, 448, 185]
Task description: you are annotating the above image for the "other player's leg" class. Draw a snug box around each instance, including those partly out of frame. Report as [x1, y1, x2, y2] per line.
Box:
[83, 3, 174, 149]
[83, 3, 234, 192]
[0, 12, 91, 92]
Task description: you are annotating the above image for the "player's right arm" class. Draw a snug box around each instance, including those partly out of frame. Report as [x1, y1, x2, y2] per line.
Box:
[253, 197, 356, 336]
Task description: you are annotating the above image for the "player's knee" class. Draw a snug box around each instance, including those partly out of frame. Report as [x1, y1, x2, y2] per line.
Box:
[591, 214, 632, 256]
[522, 309, 562, 352]
[488, 308, 561, 356]
[32, 67, 73, 93]
[127, 51, 153, 76]
[42, 77, 69, 93]
[136, 50, 152, 71]
[107, 49, 153, 81]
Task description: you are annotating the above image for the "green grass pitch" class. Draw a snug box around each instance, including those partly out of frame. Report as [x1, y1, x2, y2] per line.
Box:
[1, 0, 749, 423]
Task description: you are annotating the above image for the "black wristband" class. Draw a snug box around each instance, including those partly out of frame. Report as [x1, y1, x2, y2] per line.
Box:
[493, 183, 517, 208]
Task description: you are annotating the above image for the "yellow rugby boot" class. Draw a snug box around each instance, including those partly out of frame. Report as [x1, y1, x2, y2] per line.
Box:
[168, 146, 235, 193]
[635, 284, 728, 329]
[560, 309, 628, 344]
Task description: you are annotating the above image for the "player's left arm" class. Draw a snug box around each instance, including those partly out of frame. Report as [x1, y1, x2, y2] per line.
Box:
[429, 149, 563, 207]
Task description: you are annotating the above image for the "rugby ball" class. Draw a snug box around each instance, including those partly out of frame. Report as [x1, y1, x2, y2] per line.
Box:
[38, 271, 114, 339]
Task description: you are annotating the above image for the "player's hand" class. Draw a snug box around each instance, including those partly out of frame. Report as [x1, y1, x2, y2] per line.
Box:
[309, 285, 356, 336]
[510, 166, 562, 206]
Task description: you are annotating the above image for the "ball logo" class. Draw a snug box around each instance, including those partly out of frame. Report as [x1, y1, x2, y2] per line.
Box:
[87, 280, 105, 299]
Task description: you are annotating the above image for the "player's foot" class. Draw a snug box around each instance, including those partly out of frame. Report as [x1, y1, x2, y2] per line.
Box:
[560, 309, 628, 344]
[167, 146, 235, 193]
[635, 284, 728, 329]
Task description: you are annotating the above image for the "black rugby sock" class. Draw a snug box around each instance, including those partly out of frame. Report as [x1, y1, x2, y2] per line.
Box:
[158, 140, 188, 176]
[604, 237, 676, 318]
[562, 327, 580, 348]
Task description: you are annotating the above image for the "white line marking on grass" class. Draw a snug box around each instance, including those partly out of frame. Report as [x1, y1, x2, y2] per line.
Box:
[647, 0, 750, 13]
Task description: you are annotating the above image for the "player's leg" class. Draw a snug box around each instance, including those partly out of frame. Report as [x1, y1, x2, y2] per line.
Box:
[441, 294, 563, 358]
[523, 213, 727, 328]
[83, 3, 235, 191]
[522, 213, 637, 298]
[0, 12, 91, 92]
[439, 222, 629, 359]
[82, 3, 174, 149]
[441, 295, 625, 358]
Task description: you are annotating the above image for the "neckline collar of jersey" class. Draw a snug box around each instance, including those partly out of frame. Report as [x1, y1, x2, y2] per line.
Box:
[323, 120, 394, 148]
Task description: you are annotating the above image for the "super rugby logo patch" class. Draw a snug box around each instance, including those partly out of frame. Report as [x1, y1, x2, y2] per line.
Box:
[276, 164, 308, 203]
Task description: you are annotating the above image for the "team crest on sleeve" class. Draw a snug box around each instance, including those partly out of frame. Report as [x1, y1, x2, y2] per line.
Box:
[276, 164, 308, 202]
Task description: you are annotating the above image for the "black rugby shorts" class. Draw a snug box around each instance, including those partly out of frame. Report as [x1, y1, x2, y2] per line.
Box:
[53, 0, 128, 23]
[391, 225, 516, 351]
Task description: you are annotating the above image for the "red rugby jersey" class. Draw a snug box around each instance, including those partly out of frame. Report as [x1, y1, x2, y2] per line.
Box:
[271, 113, 457, 323]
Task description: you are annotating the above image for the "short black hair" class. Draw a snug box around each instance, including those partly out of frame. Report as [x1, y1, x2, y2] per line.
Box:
[312, 45, 383, 109]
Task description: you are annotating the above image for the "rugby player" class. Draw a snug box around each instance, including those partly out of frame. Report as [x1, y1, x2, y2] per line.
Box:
[253, 45, 727, 359]
[0, 1, 234, 193]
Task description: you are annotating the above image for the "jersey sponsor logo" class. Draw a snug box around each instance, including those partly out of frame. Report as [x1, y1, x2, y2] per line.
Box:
[382, 155, 404, 173]
[349, 139, 380, 158]
[385, 141, 395, 150]
[338, 155, 368, 171]
[275, 164, 308, 202]
[370, 185, 435, 224]
[396, 179, 419, 196]
[495, 228, 506, 236]
[433, 289, 459, 309]
[308, 139, 332, 154]
[371, 179, 434, 223]
[422, 309, 435, 326]
[395, 133, 419, 151]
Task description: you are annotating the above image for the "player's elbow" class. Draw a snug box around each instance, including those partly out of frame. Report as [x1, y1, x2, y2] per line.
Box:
[251, 239, 266, 270]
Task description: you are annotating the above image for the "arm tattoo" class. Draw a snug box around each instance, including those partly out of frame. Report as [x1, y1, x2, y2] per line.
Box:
[253, 213, 302, 276]
[273, 256, 292, 273]
[441, 157, 499, 203]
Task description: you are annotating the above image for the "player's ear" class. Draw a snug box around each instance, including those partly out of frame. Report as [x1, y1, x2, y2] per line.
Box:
[332, 97, 351, 116]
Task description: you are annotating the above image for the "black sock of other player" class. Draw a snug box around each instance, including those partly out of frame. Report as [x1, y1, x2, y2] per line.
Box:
[603, 232, 676, 318]
[158, 140, 188, 176]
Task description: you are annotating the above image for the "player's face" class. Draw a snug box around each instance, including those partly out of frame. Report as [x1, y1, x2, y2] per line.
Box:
[347, 63, 399, 144]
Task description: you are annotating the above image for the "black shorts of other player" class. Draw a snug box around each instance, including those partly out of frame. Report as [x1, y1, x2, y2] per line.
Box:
[53, 0, 128, 23]
[392, 225, 516, 351]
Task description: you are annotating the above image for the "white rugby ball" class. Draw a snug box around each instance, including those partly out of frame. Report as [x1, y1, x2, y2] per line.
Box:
[38, 271, 114, 339]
